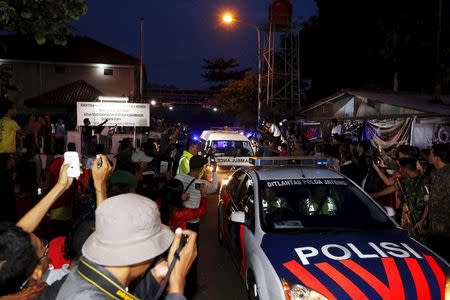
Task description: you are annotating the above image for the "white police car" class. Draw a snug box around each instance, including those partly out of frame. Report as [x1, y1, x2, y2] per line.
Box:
[218, 157, 449, 300]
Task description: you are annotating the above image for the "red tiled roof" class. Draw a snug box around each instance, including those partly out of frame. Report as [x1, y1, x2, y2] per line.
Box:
[24, 80, 102, 107]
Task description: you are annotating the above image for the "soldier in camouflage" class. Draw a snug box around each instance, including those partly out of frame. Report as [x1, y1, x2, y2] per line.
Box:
[427, 144, 450, 261]
[396, 158, 429, 243]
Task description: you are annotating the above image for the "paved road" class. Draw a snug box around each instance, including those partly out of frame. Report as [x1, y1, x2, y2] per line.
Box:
[192, 194, 247, 300]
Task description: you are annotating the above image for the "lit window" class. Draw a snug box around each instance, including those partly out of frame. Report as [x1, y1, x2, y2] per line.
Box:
[104, 68, 113, 76]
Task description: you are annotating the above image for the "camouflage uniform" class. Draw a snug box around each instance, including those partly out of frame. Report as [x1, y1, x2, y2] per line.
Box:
[428, 165, 450, 236]
[398, 175, 428, 242]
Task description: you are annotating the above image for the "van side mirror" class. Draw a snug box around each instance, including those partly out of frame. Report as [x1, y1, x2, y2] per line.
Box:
[230, 211, 245, 224]
[384, 206, 396, 218]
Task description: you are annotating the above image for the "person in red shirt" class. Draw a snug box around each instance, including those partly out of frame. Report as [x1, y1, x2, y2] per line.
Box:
[160, 179, 207, 230]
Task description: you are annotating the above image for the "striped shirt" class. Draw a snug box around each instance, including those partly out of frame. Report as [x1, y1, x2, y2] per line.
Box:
[174, 172, 218, 223]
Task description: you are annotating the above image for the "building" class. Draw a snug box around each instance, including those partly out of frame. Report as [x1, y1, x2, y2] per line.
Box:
[0, 35, 141, 112]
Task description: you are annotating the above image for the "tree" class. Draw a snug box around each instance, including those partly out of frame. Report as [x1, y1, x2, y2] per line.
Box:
[300, 0, 450, 103]
[212, 72, 257, 128]
[201, 58, 249, 90]
[0, 0, 88, 45]
[212, 72, 293, 128]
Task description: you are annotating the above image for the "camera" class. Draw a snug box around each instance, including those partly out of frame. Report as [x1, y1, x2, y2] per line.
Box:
[194, 183, 202, 190]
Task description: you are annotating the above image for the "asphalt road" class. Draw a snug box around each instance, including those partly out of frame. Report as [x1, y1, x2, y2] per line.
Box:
[192, 194, 248, 300]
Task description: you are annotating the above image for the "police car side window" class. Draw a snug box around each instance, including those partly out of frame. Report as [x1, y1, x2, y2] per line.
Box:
[227, 171, 244, 201]
[242, 177, 255, 232]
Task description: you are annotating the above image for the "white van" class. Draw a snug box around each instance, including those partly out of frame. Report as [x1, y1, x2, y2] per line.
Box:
[200, 130, 254, 178]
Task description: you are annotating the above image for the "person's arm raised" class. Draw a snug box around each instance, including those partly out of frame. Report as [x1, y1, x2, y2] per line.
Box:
[92, 154, 112, 206]
[17, 164, 73, 233]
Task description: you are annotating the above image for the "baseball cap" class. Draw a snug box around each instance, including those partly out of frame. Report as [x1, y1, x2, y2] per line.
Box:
[82, 193, 174, 266]
[132, 150, 153, 163]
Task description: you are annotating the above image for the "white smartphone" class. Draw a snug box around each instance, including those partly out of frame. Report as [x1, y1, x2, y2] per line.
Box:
[64, 151, 81, 178]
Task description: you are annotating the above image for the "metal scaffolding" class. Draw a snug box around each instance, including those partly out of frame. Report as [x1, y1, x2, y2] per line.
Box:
[261, 21, 302, 112]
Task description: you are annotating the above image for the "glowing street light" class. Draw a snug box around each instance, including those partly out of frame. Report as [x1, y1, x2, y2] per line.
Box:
[150, 99, 157, 106]
[219, 11, 262, 125]
[169, 106, 174, 111]
[213, 107, 218, 112]
[222, 12, 234, 24]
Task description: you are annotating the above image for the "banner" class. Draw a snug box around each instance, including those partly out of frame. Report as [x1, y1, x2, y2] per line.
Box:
[365, 117, 413, 151]
[77, 102, 149, 127]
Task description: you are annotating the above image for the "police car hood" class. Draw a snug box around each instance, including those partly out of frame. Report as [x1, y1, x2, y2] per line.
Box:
[261, 229, 449, 299]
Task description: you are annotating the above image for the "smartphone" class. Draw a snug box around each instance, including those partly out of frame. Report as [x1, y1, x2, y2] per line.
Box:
[194, 183, 202, 190]
[64, 151, 81, 178]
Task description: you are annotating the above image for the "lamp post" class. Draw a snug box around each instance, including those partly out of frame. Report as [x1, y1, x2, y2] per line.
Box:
[222, 13, 262, 125]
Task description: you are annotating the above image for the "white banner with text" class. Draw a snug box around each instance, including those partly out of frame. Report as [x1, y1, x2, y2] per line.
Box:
[77, 102, 150, 127]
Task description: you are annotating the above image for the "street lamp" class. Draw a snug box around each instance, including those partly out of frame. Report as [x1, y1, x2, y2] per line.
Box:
[221, 12, 262, 125]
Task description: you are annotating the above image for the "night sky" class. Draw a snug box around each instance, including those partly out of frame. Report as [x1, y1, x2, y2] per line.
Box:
[75, 0, 317, 89]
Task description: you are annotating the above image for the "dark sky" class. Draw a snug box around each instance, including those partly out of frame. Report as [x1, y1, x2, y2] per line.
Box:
[75, 0, 317, 89]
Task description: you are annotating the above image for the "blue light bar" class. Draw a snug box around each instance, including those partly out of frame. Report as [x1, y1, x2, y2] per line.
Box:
[249, 156, 332, 167]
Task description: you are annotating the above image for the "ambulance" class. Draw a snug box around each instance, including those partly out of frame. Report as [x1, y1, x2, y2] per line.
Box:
[200, 129, 254, 182]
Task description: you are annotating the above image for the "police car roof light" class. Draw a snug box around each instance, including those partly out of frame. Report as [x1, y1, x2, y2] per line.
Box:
[249, 156, 332, 167]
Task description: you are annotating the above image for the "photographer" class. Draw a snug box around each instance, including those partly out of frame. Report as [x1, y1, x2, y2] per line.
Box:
[55, 193, 197, 300]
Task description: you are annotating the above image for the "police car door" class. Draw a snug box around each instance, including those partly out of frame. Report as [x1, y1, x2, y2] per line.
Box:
[229, 173, 254, 266]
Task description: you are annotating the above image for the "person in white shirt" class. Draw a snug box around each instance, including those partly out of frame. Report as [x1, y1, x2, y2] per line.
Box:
[174, 155, 217, 297]
[174, 155, 218, 229]
[265, 121, 281, 146]
[331, 118, 342, 136]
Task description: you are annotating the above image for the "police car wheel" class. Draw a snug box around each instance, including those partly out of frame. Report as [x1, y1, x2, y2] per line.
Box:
[247, 271, 259, 300]
[217, 209, 223, 245]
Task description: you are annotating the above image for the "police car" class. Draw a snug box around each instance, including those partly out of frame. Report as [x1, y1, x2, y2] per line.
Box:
[217, 157, 449, 300]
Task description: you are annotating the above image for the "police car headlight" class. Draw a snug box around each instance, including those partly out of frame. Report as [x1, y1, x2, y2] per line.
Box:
[445, 274, 450, 300]
[282, 279, 327, 300]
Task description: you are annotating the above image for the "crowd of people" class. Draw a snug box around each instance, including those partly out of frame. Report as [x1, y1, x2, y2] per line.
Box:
[0, 101, 216, 299]
[1, 99, 449, 298]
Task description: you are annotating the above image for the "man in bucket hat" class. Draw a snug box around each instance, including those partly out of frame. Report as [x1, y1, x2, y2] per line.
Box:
[55, 193, 197, 300]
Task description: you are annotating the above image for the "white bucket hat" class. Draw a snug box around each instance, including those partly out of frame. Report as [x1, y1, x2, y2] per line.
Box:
[82, 193, 174, 266]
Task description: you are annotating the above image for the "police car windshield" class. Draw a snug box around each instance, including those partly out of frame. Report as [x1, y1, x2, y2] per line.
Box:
[211, 140, 253, 157]
[260, 179, 394, 232]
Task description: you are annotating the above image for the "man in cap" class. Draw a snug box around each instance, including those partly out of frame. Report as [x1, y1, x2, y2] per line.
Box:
[55, 193, 197, 300]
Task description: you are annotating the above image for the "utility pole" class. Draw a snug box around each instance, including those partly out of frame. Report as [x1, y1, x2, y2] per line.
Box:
[139, 18, 144, 102]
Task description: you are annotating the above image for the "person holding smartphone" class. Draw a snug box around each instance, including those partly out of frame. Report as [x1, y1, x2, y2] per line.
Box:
[174, 155, 217, 298]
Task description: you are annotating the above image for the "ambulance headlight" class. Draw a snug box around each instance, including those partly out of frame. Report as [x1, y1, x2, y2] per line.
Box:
[445, 274, 450, 300]
[282, 279, 327, 300]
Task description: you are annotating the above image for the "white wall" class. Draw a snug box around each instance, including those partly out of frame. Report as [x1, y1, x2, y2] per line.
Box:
[9, 61, 137, 111]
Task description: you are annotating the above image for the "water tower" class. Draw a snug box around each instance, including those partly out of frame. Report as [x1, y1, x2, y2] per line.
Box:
[261, 0, 301, 112]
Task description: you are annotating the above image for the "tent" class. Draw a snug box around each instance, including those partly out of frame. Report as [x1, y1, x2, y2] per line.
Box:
[300, 90, 450, 149]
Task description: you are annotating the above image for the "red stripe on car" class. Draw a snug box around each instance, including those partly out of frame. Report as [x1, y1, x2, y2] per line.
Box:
[424, 254, 445, 299]
[316, 262, 369, 300]
[283, 260, 337, 300]
[239, 224, 246, 277]
[340, 258, 405, 300]
[405, 258, 430, 300]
